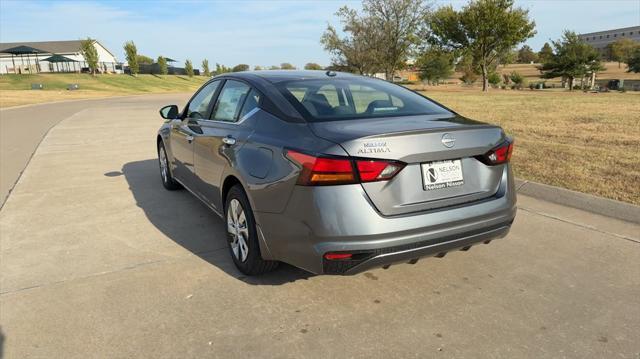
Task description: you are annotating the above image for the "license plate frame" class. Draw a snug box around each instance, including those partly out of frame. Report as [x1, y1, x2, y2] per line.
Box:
[421, 159, 464, 191]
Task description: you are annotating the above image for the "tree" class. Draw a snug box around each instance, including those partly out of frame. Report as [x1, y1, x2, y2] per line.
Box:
[517, 45, 538, 63]
[321, 6, 380, 75]
[363, 0, 430, 80]
[79, 38, 99, 76]
[254, 65, 264, 71]
[539, 31, 604, 91]
[456, 54, 480, 84]
[280, 63, 296, 70]
[608, 38, 639, 68]
[232, 64, 249, 72]
[201, 59, 211, 76]
[322, 0, 429, 79]
[124, 41, 139, 76]
[498, 48, 517, 66]
[184, 59, 194, 77]
[627, 47, 640, 73]
[538, 42, 553, 63]
[136, 54, 154, 64]
[304, 62, 323, 70]
[268, 65, 280, 70]
[215, 63, 231, 75]
[429, 0, 536, 91]
[416, 48, 453, 84]
[157, 56, 168, 75]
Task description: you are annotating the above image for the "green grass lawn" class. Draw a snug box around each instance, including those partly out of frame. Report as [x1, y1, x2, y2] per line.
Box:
[0, 73, 209, 107]
[0, 73, 208, 92]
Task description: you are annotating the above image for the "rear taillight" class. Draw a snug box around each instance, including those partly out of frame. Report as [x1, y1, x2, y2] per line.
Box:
[477, 139, 514, 166]
[285, 150, 405, 186]
[356, 160, 405, 182]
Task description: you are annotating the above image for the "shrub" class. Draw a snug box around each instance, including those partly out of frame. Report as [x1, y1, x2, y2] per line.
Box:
[509, 71, 525, 89]
[488, 72, 501, 87]
[502, 73, 511, 86]
[459, 69, 478, 85]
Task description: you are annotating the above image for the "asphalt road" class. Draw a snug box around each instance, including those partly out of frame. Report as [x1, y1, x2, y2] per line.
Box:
[0, 95, 638, 358]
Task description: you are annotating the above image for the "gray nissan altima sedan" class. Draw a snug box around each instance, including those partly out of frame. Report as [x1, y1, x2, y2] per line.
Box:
[156, 70, 517, 275]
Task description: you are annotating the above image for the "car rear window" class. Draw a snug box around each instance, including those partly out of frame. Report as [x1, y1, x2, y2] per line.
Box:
[276, 78, 451, 122]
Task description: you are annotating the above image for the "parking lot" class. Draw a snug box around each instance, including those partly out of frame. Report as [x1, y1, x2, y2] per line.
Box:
[1, 94, 639, 358]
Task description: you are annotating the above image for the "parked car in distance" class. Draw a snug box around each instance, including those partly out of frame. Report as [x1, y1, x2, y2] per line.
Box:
[156, 71, 517, 275]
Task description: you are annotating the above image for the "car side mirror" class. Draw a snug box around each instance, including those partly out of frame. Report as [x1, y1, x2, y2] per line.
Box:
[159, 105, 179, 120]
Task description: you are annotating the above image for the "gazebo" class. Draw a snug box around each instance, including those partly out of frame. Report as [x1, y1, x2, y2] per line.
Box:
[42, 54, 79, 73]
[0, 45, 48, 74]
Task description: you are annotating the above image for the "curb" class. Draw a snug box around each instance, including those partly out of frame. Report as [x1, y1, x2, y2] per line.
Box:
[515, 179, 640, 224]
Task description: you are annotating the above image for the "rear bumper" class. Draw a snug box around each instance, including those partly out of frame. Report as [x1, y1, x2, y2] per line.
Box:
[254, 164, 517, 275]
[328, 221, 512, 275]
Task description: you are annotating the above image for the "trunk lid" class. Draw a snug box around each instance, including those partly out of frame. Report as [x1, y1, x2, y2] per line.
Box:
[309, 115, 507, 216]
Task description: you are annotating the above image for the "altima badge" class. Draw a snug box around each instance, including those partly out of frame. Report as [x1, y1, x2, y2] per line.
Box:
[441, 133, 455, 148]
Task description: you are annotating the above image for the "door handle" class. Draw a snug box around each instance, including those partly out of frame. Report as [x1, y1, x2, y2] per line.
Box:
[186, 135, 194, 143]
[222, 136, 236, 146]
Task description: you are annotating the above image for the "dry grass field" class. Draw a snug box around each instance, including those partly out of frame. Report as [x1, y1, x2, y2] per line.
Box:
[441, 62, 640, 86]
[419, 87, 640, 205]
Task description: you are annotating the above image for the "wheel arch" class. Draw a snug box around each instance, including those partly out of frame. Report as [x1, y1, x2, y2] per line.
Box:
[221, 174, 276, 260]
[221, 175, 243, 210]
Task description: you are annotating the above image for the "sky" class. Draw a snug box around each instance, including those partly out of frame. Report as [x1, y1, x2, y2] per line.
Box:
[1, 0, 639, 68]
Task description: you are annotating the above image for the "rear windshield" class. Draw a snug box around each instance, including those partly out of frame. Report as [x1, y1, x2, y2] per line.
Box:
[276, 78, 451, 122]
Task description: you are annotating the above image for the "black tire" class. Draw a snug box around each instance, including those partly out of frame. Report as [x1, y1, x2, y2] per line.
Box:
[158, 141, 182, 190]
[225, 185, 279, 275]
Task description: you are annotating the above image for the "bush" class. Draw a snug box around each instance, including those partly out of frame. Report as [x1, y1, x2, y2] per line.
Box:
[509, 71, 525, 89]
[488, 72, 501, 87]
[502, 73, 511, 86]
[459, 69, 478, 85]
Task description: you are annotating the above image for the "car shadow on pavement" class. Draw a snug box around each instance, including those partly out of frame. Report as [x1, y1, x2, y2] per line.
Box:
[120, 159, 313, 285]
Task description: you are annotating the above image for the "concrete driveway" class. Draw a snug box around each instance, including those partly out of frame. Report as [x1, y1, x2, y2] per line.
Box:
[0, 94, 638, 358]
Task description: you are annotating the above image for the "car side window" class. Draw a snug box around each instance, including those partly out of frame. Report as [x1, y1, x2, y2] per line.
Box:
[211, 80, 251, 122]
[186, 81, 220, 119]
[238, 89, 261, 120]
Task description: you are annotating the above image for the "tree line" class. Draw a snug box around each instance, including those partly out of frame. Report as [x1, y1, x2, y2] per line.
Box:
[320, 0, 640, 91]
[79, 38, 324, 78]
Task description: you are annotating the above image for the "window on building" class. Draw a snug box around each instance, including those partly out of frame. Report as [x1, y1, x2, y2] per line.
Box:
[614, 34, 617, 37]
[606, 35, 609, 38]
[622, 32, 625, 36]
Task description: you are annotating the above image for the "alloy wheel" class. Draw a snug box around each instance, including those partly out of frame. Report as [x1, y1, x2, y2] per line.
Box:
[227, 198, 249, 262]
[159, 146, 168, 184]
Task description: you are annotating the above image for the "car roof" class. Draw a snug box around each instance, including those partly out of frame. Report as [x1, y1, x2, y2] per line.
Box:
[223, 70, 361, 84]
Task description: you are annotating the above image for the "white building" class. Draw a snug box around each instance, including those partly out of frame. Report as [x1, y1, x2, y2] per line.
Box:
[0, 40, 121, 74]
[579, 26, 640, 58]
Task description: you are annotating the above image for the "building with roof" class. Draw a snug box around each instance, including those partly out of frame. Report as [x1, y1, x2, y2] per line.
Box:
[0, 40, 121, 74]
[579, 26, 640, 58]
